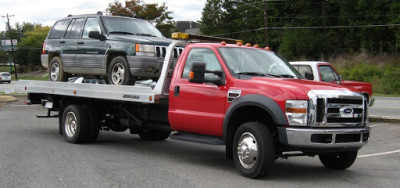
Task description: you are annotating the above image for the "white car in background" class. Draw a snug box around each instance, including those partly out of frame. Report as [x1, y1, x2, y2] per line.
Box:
[0, 72, 12, 83]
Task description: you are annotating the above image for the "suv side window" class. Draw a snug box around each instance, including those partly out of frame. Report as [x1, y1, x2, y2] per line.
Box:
[182, 48, 222, 80]
[48, 19, 69, 39]
[64, 18, 85, 39]
[82, 17, 101, 39]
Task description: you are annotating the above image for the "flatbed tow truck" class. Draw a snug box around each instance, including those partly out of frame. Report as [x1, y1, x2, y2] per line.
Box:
[21, 33, 370, 178]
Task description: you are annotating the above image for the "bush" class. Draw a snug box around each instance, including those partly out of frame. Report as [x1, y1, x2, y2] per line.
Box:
[334, 56, 400, 95]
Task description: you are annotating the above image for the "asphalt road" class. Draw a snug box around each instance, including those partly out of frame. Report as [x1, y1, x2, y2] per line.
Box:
[1, 98, 400, 187]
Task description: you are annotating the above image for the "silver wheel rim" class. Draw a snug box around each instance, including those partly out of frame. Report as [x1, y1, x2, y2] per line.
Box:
[237, 132, 258, 169]
[65, 112, 78, 138]
[50, 63, 60, 81]
[111, 63, 125, 85]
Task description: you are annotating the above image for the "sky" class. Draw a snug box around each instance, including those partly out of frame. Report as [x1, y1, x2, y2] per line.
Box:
[0, 0, 206, 31]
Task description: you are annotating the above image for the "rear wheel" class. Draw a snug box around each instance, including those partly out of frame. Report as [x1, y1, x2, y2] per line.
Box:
[84, 106, 100, 143]
[61, 105, 89, 144]
[319, 151, 358, 170]
[233, 122, 275, 178]
[49, 56, 68, 82]
[108, 56, 134, 85]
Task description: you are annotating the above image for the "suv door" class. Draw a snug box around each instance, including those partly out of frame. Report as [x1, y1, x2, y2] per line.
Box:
[62, 17, 85, 73]
[75, 17, 109, 75]
[169, 48, 227, 137]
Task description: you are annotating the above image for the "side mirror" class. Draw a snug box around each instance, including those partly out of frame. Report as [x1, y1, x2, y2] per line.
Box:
[304, 72, 314, 80]
[89, 31, 105, 40]
[188, 62, 224, 85]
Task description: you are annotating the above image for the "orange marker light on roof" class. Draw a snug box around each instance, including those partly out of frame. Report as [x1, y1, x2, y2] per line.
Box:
[189, 71, 195, 79]
[265, 47, 271, 51]
[221, 41, 226, 45]
[254, 44, 259, 48]
[136, 44, 140, 52]
[245, 43, 251, 47]
[237, 41, 243, 46]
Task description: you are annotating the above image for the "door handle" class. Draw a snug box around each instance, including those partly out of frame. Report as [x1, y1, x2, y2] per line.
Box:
[59, 41, 65, 44]
[174, 86, 180, 96]
[77, 41, 84, 44]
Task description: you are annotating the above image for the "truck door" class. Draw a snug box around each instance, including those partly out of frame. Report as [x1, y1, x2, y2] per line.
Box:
[169, 48, 227, 137]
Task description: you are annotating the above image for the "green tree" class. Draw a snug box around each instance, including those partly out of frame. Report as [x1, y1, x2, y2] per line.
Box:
[15, 24, 50, 67]
[107, 0, 177, 37]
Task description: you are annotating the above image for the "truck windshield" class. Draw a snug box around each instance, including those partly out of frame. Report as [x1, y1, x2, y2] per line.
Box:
[102, 17, 164, 38]
[218, 47, 301, 78]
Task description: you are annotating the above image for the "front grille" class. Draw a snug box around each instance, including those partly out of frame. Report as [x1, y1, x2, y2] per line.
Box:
[155, 46, 184, 58]
[315, 96, 365, 126]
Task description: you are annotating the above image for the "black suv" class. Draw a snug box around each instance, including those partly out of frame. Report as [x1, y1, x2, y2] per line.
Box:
[41, 12, 181, 85]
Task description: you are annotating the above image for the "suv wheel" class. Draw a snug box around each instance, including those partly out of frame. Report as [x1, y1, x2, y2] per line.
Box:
[108, 56, 134, 85]
[49, 57, 68, 81]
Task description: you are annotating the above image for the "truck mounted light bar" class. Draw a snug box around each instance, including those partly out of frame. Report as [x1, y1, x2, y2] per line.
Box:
[171, 32, 243, 44]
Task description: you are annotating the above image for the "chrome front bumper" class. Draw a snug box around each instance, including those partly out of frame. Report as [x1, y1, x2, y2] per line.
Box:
[278, 127, 370, 151]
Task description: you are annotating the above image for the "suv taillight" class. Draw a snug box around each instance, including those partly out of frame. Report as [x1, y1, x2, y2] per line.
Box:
[42, 42, 46, 54]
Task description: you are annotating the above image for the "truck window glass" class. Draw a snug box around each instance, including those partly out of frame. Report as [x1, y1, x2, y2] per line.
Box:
[82, 18, 101, 39]
[182, 48, 222, 79]
[64, 18, 85, 39]
[218, 47, 301, 78]
[102, 17, 163, 38]
[48, 19, 69, 39]
[319, 65, 338, 82]
[295, 65, 312, 77]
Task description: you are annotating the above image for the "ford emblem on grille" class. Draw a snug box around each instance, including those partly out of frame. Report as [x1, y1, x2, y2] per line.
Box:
[339, 106, 354, 117]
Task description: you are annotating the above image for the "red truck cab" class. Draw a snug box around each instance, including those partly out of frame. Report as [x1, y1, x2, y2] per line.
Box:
[290, 61, 373, 105]
[168, 42, 369, 178]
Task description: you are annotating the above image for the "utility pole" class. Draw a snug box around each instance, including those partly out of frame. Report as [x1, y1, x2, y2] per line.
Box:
[1, 13, 18, 79]
[263, 0, 268, 46]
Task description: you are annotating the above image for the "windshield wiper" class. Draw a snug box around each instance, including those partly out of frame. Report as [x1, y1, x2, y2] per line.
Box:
[109, 31, 134, 35]
[236, 72, 282, 78]
[277, 74, 295, 78]
[135, 33, 157, 37]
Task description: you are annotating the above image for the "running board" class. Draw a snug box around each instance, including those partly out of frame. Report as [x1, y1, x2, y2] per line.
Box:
[170, 132, 224, 145]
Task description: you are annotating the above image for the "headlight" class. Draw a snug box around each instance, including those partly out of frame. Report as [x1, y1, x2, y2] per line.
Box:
[136, 44, 155, 57]
[285, 100, 308, 126]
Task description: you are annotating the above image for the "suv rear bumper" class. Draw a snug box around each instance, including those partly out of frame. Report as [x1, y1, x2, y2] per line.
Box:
[41, 54, 49, 69]
[278, 127, 370, 151]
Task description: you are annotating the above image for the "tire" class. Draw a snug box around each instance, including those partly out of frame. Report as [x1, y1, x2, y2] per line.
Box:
[319, 151, 358, 170]
[107, 56, 134, 85]
[138, 129, 171, 141]
[233, 122, 275, 178]
[84, 106, 100, 143]
[49, 56, 68, 82]
[61, 105, 90, 144]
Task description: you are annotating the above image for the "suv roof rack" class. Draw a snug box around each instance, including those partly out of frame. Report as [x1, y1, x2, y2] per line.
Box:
[171, 32, 243, 44]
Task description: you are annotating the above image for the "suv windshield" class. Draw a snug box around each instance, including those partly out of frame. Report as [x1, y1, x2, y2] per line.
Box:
[218, 47, 301, 78]
[102, 17, 164, 38]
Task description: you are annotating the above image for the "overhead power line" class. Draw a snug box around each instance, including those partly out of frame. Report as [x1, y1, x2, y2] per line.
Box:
[213, 23, 400, 37]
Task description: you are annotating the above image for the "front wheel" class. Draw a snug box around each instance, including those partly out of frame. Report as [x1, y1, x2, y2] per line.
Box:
[107, 56, 134, 85]
[233, 122, 275, 179]
[319, 151, 358, 170]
